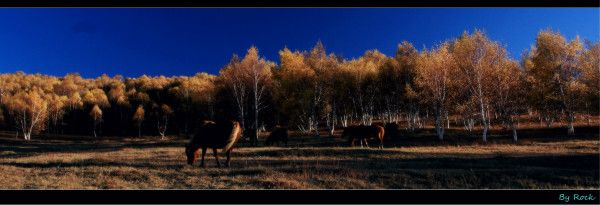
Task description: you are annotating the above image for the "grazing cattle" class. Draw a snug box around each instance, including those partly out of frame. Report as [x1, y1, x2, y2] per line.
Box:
[384, 122, 400, 139]
[265, 127, 288, 146]
[185, 120, 242, 167]
[245, 127, 258, 146]
[342, 125, 385, 148]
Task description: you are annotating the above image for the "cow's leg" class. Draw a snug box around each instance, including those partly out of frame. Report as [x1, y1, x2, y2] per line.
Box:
[212, 148, 220, 167]
[360, 138, 364, 148]
[200, 147, 207, 168]
[225, 149, 232, 167]
[364, 138, 369, 148]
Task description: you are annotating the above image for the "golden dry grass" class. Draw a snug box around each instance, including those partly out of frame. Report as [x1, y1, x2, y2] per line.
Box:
[0, 128, 598, 189]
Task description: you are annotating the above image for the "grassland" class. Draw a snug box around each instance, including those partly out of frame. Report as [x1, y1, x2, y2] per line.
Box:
[0, 125, 598, 189]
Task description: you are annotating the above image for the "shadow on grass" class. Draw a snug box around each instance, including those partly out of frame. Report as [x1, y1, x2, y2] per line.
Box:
[1, 125, 597, 158]
[2, 152, 596, 171]
[383, 125, 599, 147]
[215, 153, 599, 188]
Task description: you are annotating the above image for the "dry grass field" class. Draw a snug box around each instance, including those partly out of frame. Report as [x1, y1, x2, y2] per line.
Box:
[0, 125, 598, 189]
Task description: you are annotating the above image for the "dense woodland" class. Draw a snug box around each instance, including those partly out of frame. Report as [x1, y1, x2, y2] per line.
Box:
[0, 30, 598, 143]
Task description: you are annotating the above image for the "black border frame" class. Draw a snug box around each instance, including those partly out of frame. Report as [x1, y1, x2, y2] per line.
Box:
[0, 190, 598, 204]
[0, 0, 596, 7]
[0, 1, 598, 204]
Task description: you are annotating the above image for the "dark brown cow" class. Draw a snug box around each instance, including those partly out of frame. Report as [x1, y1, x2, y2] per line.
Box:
[384, 122, 400, 139]
[265, 127, 288, 146]
[342, 125, 385, 148]
[185, 120, 242, 167]
[245, 127, 258, 146]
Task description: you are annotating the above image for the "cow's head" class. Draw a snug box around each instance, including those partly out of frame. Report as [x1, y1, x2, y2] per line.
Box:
[185, 145, 200, 165]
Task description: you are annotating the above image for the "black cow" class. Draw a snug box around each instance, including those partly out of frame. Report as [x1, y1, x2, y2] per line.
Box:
[265, 127, 288, 146]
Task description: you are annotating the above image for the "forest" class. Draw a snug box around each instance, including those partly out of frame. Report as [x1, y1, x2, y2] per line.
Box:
[0, 29, 598, 143]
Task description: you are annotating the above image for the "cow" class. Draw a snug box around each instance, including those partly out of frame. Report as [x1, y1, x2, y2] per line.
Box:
[265, 127, 288, 146]
[342, 125, 385, 149]
[245, 127, 258, 146]
[185, 120, 242, 168]
[384, 122, 400, 139]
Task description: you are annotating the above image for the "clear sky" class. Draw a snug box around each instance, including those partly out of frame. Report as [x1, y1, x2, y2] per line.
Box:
[0, 8, 597, 78]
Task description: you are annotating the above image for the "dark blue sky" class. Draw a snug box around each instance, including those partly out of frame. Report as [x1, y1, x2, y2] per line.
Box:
[0, 8, 597, 78]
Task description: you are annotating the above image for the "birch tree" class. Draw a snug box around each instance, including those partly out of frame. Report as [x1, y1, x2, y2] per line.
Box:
[220, 55, 248, 134]
[490, 60, 526, 142]
[416, 43, 455, 140]
[47, 94, 67, 133]
[306, 42, 341, 136]
[579, 41, 600, 118]
[133, 105, 145, 137]
[342, 50, 387, 126]
[452, 30, 507, 142]
[524, 30, 586, 135]
[241, 47, 273, 144]
[156, 104, 173, 139]
[4, 89, 49, 140]
[169, 73, 216, 133]
[277, 47, 316, 133]
[89, 104, 102, 137]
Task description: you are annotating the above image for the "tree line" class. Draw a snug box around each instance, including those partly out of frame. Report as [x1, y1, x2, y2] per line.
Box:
[0, 30, 598, 143]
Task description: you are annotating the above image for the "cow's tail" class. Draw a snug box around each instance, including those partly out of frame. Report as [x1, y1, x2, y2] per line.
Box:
[378, 126, 385, 148]
[378, 126, 385, 141]
[223, 121, 242, 153]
